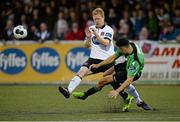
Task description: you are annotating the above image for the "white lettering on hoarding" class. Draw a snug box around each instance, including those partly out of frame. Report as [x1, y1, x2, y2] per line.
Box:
[0, 53, 26, 70]
[67, 52, 88, 69]
[32, 52, 59, 69]
[141, 71, 180, 80]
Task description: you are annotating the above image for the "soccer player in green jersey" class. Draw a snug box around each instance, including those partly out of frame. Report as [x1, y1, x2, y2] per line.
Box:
[73, 38, 151, 111]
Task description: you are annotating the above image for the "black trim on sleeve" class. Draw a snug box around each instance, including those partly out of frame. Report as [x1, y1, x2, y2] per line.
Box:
[104, 37, 111, 42]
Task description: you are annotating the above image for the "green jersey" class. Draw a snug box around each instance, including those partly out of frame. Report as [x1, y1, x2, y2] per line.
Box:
[114, 43, 144, 77]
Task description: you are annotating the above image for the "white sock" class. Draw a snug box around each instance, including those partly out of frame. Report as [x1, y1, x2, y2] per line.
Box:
[68, 76, 82, 93]
[125, 84, 142, 104]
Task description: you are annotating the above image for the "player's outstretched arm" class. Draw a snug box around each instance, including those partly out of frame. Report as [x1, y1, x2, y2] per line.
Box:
[103, 66, 114, 77]
[90, 54, 117, 69]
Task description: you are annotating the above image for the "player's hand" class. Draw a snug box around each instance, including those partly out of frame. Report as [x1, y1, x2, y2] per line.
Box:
[85, 27, 91, 39]
[89, 64, 99, 70]
[108, 90, 119, 99]
[89, 27, 97, 35]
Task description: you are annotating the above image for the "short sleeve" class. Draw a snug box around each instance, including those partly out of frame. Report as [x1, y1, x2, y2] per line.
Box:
[127, 61, 140, 77]
[104, 28, 113, 41]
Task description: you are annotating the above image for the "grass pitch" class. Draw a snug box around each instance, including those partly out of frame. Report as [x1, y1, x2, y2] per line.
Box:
[0, 84, 180, 121]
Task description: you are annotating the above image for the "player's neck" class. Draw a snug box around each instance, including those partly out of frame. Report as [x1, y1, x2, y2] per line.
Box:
[96, 24, 105, 29]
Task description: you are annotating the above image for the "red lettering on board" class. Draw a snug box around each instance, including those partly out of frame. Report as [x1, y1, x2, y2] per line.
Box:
[172, 59, 180, 68]
[152, 47, 180, 56]
[177, 48, 180, 56]
[162, 48, 175, 56]
[152, 47, 159, 56]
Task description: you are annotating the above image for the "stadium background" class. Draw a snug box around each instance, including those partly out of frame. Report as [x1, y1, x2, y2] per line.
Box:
[0, 0, 180, 121]
[0, 0, 179, 84]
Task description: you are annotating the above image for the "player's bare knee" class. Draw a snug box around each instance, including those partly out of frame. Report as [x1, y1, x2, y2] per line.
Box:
[103, 73, 107, 77]
[76, 67, 89, 78]
[76, 71, 85, 78]
[96, 83, 104, 90]
[102, 77, 108, 82]
[97, 79, 106, 88]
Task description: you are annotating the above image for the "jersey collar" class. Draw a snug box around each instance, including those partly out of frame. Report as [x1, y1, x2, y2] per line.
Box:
[96, 24, 106, 29]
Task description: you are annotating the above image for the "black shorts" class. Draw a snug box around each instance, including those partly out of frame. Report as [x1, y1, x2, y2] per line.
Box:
[111, 71, 141, 89]
[82, 58, 114, 74]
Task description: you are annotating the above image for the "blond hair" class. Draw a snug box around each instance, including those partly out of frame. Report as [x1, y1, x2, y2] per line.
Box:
[92, 8, 104, 18]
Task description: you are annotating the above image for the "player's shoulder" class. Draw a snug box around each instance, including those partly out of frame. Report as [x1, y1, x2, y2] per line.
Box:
[105, 25, 113, 29]
[104, 25, 113, 32]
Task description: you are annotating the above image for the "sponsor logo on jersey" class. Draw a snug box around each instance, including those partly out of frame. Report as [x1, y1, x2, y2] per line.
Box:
[101, 32, 105, 36]
[105, 32, 112, 38]
[0, 48, 27, 74]
[65, 47, 90, 73]
[31, 47, 60, 74]
[92, 36, 100, 45]
[129, 62, 137, 73]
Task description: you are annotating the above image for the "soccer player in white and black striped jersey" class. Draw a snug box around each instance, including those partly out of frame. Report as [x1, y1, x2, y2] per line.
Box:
[58, 8, 144, 111]
[58, 8, 129, 99]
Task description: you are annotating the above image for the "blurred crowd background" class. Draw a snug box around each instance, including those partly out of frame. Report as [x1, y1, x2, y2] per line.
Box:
[0, 0, 180, 42]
